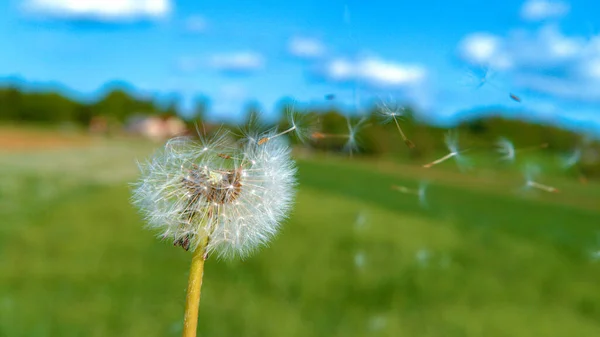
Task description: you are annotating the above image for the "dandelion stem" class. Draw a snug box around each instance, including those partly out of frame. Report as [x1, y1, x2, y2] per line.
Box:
[182, 235, 209, 337]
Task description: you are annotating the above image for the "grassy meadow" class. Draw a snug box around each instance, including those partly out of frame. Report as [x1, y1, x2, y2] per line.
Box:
[1, 127, 599, 336]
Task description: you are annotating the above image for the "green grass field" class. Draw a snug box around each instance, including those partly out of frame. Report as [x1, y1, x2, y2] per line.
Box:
[1, 131, 599, 337]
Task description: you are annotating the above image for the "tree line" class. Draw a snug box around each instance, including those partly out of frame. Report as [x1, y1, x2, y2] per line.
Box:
[1, 85, 598, 178]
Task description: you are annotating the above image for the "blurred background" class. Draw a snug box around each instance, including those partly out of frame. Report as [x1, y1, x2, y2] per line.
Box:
[1, 0, 600, 336]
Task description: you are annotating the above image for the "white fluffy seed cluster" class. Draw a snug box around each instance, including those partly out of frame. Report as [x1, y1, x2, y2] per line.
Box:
[132, 129, 297, 259]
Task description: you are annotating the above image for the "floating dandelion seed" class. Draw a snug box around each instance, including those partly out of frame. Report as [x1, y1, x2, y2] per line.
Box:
[310, 116, 369, 156]
[522, 164, 558, 193]
[423, 131, 470, 170]
[354, 251, 366, 269]
[132, 127, 297, 337]
[561, 148, 581, 169]
[510, 93, 522, 102]
[496, 137, 548, 163]
[377, 98, 415, 148]
[460, 65, 502, 91]
[258, 104, 316, 145]
[354, 210, 368, 232]
[415, 248, 431, 267]
[343, 116, 369, 155]
[496, 137, 516, 162]
[391, 181, 428, 208]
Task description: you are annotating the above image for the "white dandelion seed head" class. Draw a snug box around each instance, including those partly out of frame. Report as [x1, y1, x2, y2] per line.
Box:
[496, 137, 516, 162]
[131, 129, 297, 259]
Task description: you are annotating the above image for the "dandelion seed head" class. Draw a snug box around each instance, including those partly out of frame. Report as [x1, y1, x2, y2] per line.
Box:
[132, 129, 297, 259]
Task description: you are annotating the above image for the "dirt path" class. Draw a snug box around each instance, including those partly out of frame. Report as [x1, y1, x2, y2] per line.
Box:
[0, 128, 91, 151]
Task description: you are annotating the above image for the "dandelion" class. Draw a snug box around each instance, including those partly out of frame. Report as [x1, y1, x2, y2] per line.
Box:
[377, 98, 415, 148]
[496, 137, 548, 163]
[132, 128, 297, 337]
[423, 131, 470, 170]
[522, 164, 558, 193]
[391, 181, 428, 208]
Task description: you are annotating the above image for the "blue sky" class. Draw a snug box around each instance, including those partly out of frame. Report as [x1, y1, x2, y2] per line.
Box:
[1, 0, 600, 133]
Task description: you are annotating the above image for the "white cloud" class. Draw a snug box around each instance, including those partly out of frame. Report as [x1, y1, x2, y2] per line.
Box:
[321, 56, 426, 88]
[288, 37, 326, 59]
[24, 0, 171, 21]
[457, 24, 600, 102]
[209, 52, 265, 74]
[458, 33, 512, 69]
[184, 15, 207, 33]
[520, 0, 570, 21]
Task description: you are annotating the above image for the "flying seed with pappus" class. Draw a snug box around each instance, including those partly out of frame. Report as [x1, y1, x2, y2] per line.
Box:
[423, 131, 470, 170]
[496, 137, 548, 163]
[376, 99, 415, 148]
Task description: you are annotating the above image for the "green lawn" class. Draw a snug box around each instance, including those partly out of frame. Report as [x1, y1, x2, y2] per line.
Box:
[1, 135, 599, 336]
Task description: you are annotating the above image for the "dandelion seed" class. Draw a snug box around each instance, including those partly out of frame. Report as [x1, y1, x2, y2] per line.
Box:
[377, 98, 415, 148]
[354, 251, 366, 269]
[510, 93, 521, 102]
[391, 181, 429, 208]
[258, 104, 316, 145]
[343, 116, 368, 156]
[522, 164, 558, 193]
[561, 148, 581, 169]
[368, 315, 387, 332]
[354, 210, 368, 232]
[415, 248, 431, 267]
[460, 65, 502, 91]
[423, 131, 470, 170]
[496, 137, 548, 163]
